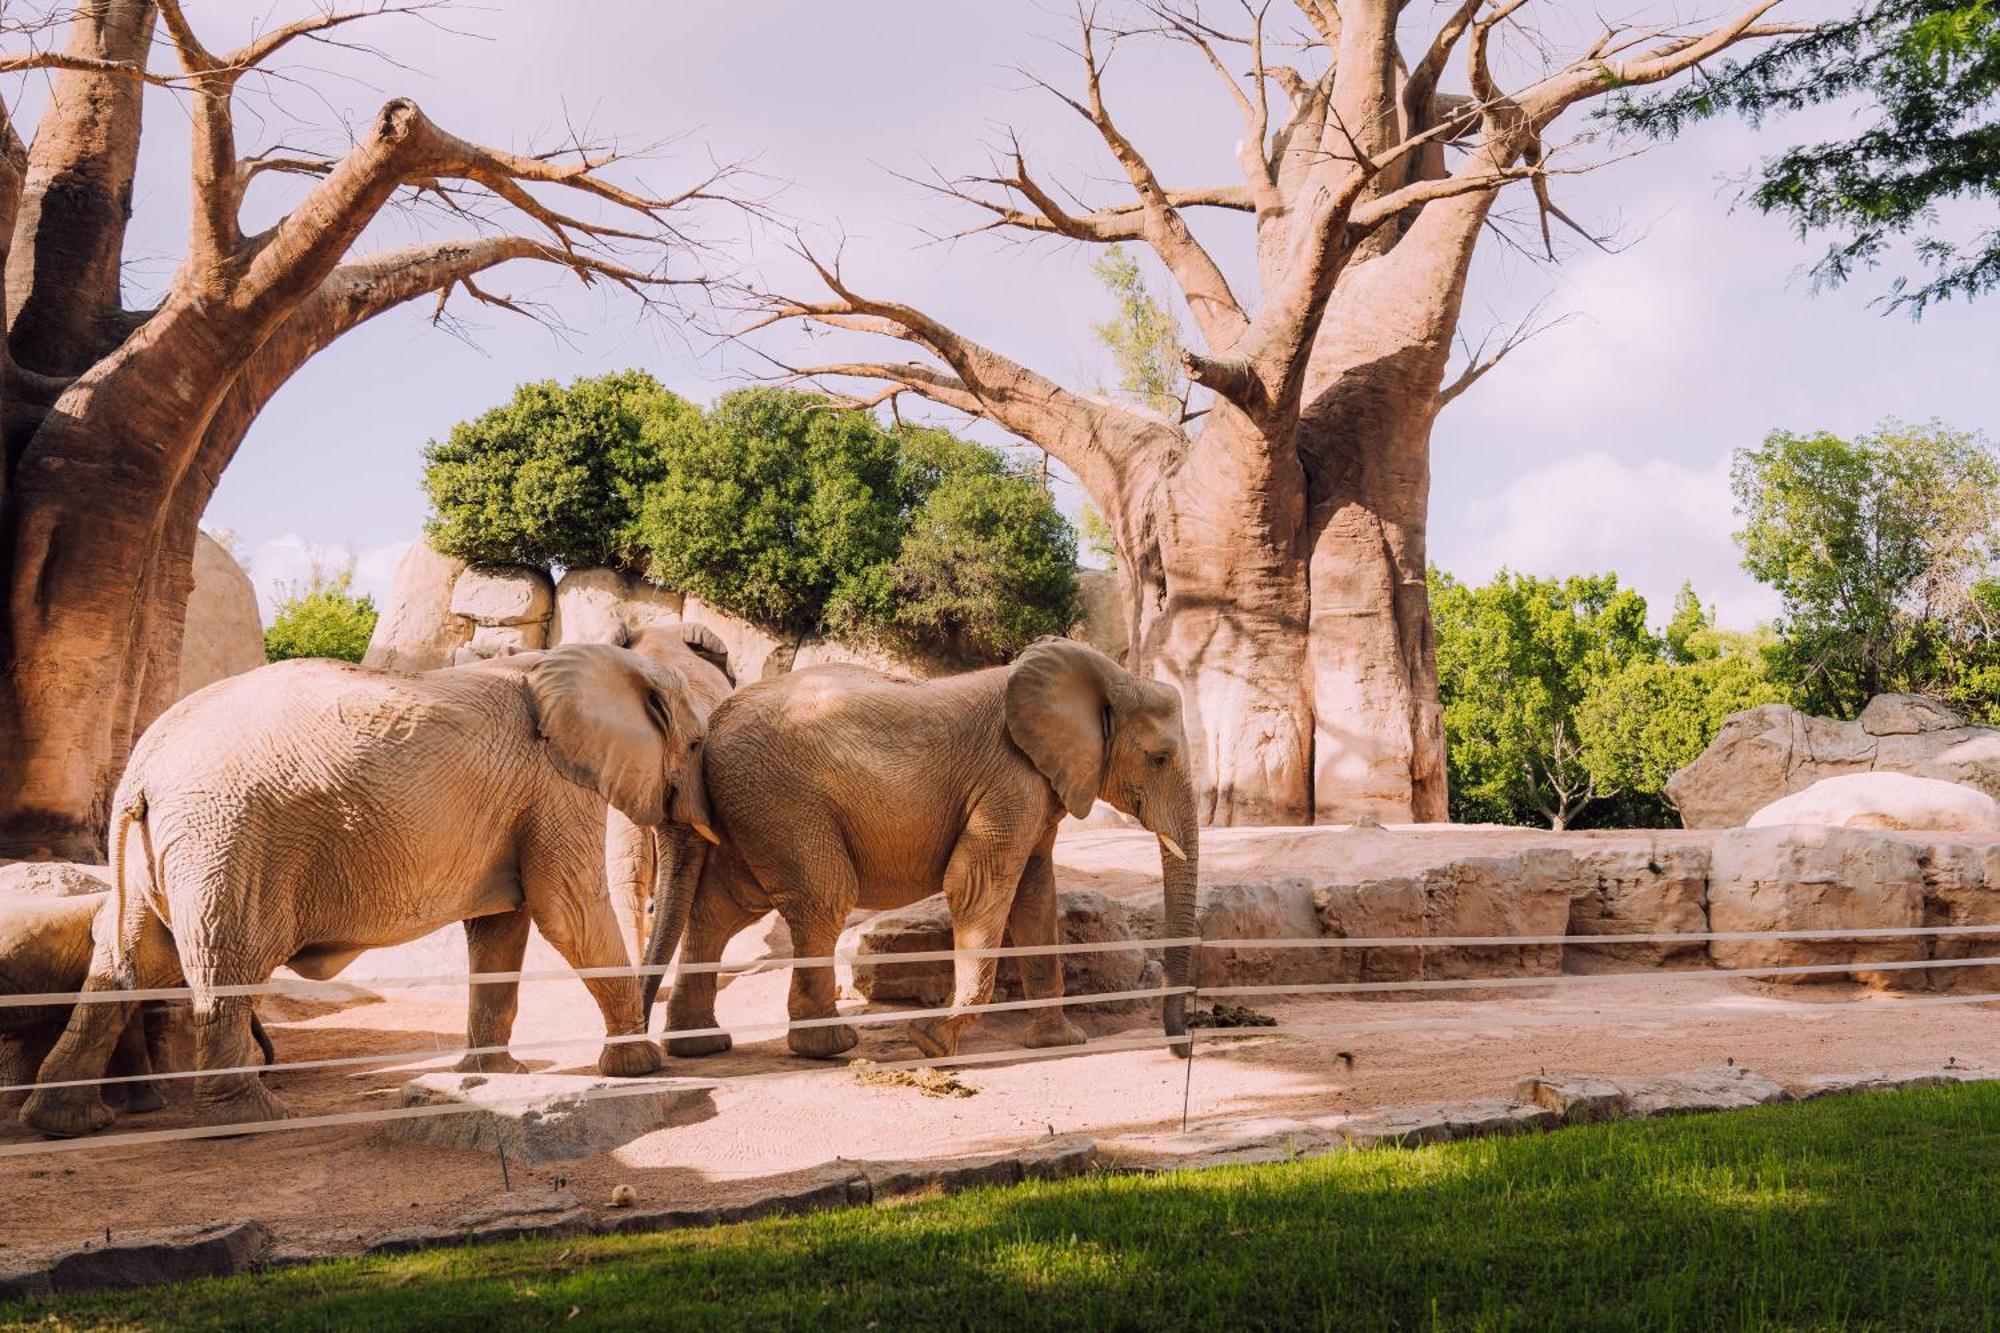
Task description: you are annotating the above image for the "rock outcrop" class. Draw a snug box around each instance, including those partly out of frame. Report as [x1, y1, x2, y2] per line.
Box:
[1747, 772, 2000, 834]
[550, 568, 685, 646]
[361, 541, 468, 671]
[1669, 696, 2000, 828]
[176, 532, 265, 699]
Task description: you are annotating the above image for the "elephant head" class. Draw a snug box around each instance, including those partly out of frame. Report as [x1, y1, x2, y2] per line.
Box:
[1004, 637, 1200, 1054]
[526, 643, 718, 842]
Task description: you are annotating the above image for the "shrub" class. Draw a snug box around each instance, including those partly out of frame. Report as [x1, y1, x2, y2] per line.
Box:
[422, 370, 698, 569]
[265, 568, 377, 663]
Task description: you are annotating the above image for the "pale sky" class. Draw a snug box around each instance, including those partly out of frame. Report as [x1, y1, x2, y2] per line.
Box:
[30, 1, 1992, 624]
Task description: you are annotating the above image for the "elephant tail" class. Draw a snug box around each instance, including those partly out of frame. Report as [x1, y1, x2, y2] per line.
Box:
[107, 791, 150, 982]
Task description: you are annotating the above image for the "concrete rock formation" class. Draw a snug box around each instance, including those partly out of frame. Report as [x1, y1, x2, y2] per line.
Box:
[176, 532, 265, 700]
[1747, 772, 2000, 835]
[550, 568, 685, 646]
[1670, 696, 2000, 828]
[388, 1072, 715, 1164]
[361, 541, 468, 672]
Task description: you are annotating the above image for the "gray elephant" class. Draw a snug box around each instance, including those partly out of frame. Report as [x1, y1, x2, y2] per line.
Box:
[1, 883, 272, 1118]
[602, 624, 736, 968]
[643, 637, 1198, 1061]
[22, 642, 714, 1138]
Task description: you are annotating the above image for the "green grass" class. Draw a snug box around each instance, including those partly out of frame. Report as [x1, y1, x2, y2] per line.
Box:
[11, 1082, 2000, 1331]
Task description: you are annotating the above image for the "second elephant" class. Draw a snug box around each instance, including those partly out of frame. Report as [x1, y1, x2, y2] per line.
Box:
[645, 637, 1198, 1060]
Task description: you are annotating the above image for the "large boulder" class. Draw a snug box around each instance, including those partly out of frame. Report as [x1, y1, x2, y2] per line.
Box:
[1071, 568, 1129, 665]
[176, 532, 264, 699]
[1706, 825, 1928, 986]
[450, 563, 553, 627]
[1747, 772, 2000, 835]
[0, 861, 110, 897]
[679, 596, 799, 684]
[549, 568, 685, 646]
[1560, 836, 1712, 970]
[362, 541, 469, 672]
[1668, 697, 2000, 828]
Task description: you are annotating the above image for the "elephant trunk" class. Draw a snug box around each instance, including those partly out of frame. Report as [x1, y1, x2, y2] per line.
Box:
[1145, 789, 1200, 1058]
[669, 774, 719, 846]
[638, 827, 705, 1015]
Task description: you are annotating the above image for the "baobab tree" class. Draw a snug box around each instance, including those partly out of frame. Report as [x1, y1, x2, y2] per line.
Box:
[0, 1, 736, 860]
[763, 0, 1804, 825]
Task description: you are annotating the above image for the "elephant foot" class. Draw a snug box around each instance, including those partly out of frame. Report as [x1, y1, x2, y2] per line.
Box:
[1021, 1012, 1087, 1050]
[21, 1089, 115, 1139]
[197, 1074, 292, 1129]
[906, 1017, 961, 1060]
[106, 1079, 169, 1115]
[598, 1037, 662, 1078]
[666, 1030, 732, 1059]
[788, 1021, 859, 1060]
[453, 1051, 529, 1076]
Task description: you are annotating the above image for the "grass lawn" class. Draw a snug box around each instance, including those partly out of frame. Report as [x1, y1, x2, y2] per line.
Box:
[9, 1081, 2000, 1331]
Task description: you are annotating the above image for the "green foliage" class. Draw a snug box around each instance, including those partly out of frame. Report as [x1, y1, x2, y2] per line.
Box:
[1616, 0, 2000, 311]
[1431, 570, 1659, 828]
[635, 387, 908, 639]
[23, 1082, 2000, 1330]
[264, 567, 377, 664]
[632, 388, 1078, 664]
[1579, 655, 1789, 800]
[423, 370, 699, 569]
[846, 427, 1082, 665]
[1090, 245, 1184, 418]
[1079, 504, 1119, 570]
[1732, 420, 2000, 717]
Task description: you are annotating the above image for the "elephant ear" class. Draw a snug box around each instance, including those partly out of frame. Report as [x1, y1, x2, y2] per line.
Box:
[526, 643, 687, 826]
[1005, 637, 1117, 819]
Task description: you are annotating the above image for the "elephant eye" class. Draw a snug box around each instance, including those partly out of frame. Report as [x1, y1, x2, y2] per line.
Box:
[1148, 751, 1170, 768]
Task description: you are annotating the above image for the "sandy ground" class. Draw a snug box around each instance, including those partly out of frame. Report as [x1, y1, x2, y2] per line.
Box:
[4, 919, 1996, 1263]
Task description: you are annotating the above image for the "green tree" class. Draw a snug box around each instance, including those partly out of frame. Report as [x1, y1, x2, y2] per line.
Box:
[1663, 583, 1715, 664]
[1617, 0, 2000, 312]
[1079, 504, 1119, 571]
[1090, 246, 1184, 420]
[424, 370, 699, 570]
[1431, 570, 1659, 829]
[1579, 655, 1788, 810]
[264, 567, 378, 664]
[634, 389, 1079, 664]
[1732, 421, 2000, 716]
[634, 387, 908, 639]
[846, 428, 1082, 665]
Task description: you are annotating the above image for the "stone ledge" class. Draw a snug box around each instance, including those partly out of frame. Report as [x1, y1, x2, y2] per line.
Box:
[0, 1219, 271, 1300]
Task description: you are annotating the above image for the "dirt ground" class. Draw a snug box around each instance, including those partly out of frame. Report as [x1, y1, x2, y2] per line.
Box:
[4, 923, 1996, 1263]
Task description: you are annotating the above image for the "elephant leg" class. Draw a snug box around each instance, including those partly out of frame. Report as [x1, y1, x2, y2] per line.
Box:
[1010, 844, 1085, 1050]
[103, 1010, 166, 1115]
[521, 855, 660, 1079]
[781, 894, 858, 1060]
[666, 856, 764, 1059]
[189, 990, 290, 1127]
[0, 1029, 52, 1115]
[908, 834, 1023, 1059]
[19, 914, 172, 1141]
[455, 908, 532, 1075]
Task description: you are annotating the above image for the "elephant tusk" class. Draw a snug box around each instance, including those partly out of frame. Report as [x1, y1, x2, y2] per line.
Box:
[693, 820, 722, 846]
[1157, 833, 1187, 862]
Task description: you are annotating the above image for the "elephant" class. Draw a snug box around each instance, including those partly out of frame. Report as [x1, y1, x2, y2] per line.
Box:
[21, 641, 714, 1138]
[0, 886, 273, 1117]
[641, 636, 1198, 1062]
[601, 624, 736, 968]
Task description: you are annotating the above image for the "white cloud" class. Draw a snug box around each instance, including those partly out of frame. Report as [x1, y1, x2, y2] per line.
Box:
[246, 534, 408, 622]
[1433, 451, 1782, 629]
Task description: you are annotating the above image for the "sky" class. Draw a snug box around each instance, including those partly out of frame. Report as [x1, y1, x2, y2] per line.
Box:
[25, 0, 1993, 624]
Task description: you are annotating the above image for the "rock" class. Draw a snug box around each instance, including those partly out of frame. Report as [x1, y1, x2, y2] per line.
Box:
[177, 533, 265, 701]
[1071, 568, 1129, 665]
[449, 564, 553, 627]
[1310, 853, 1574, 989]
[843, 889, 1150, 1010]
[1513, 1068, 1789, 1123]
[1338, 1101, 1558, 1147]
[1912, 838, 2000, 993]
[1859, 693, 1966, 735]
[449, 1188, 595, 1242]
[680, 596, 798, 683]
[386, 1072, 715, 1164]
[1563, 838, 1711, 970]
[1117, 1117, 1334, 1167]
[469, 622, 546, 656]
[1669, 698, 2000, 827]
[1747, 772, 2000, 834]
[0, 861, 110, 897]
[362, 541, 469, 672]
[549, 568, 685, 646]
[1785, 1069, 1957, 1100]
[1707, 825, 1927, 986]
[714, 1169, 866, 1223]
[36, 1219, 272, 1295]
